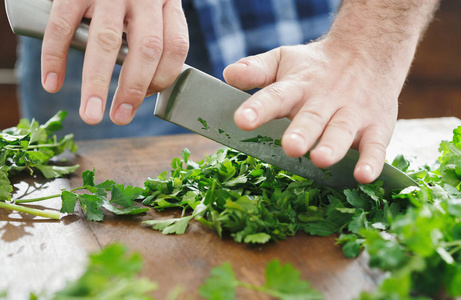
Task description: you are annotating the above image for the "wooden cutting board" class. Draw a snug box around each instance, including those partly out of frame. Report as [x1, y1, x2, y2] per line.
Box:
[1, 118, 460, 299]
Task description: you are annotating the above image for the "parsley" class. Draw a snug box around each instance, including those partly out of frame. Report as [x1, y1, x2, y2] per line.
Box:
[142, 147, 394, 245]
[0, 111, 79, 219]
[141, 126, 461, 298]
[198, 117, 209, 130]
[199, 260, 323, 300]
[357, 126, 461, 299]
[240, 135, 281, 147]
[5, 111, 461, 299]
[15, 169, 149, 221]
[26, 244, 158, 300]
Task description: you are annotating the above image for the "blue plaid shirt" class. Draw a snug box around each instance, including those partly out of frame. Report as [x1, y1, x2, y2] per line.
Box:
[185, 0, 340, 79]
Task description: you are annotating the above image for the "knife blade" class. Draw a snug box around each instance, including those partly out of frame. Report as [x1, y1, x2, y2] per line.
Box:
[5, 0, 418, 191]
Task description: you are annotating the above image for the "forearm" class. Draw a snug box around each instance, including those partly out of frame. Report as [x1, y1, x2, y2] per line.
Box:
[327, 0, 440, 81]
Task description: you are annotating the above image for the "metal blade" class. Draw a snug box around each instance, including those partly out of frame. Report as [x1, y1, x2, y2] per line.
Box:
[156, 67, 417, 191]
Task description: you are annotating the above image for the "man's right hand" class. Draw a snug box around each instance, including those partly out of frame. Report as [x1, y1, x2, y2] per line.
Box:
[41, 0, 189, 126]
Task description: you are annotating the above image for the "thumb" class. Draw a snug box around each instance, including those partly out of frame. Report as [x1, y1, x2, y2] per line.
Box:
[223, 48, 281, 90]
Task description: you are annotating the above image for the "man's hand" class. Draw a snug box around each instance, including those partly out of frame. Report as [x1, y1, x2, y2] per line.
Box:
[224, 41, 398, 184]
[224, 0, 440, 184]
[41, 0, 189, 125]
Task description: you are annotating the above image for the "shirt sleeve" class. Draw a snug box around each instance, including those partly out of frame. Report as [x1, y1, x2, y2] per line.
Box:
[190, 0, 339, 79]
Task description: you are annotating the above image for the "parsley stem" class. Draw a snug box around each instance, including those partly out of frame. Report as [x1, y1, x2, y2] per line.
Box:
[195, 216, 213, 228]
[190, 179, 216, 220]
[14, 186, 85, 204]
[3, 141, 64, 151]
[15, 193, 61, 203]
[449, 245, 461, 256]
[26, 142, 62, 149]
[0, 201, 60, 219]
[443, 241, 461, 248]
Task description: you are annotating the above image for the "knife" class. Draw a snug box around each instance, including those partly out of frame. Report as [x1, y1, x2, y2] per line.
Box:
[5, 0, 417, 191]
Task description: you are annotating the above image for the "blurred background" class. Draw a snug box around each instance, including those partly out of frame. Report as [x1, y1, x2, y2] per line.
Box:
[0, 0, 460, 130]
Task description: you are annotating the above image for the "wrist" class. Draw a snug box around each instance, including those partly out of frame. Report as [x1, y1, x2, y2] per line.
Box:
[325, 0, 440, 80]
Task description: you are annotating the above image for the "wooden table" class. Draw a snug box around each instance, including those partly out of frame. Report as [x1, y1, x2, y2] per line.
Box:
[1, 118, 460, 300]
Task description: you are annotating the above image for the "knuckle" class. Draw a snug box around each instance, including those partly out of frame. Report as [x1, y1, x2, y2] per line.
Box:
[363, 141, 387, 163]
[328, 118, 357, 138]
[95, 27, 122, 53]
[124, 86, 146, 100]
[150, 79, 170, 92]
[296, 108, 327, 127]
[42, 49, 67, 64]
[368, 141, 387, 155]
[164, 35, 189, 59]
[88, 73, 109, 91]
[47, 17, 74, 40]
[139, 35, 164, 61]
[263, 85, 285, 102]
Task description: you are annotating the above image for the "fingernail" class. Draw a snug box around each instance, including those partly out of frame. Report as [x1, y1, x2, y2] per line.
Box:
[241, 108, 257, 123]
[287, 132, 306, 145]
[114, 103, 134, 124]
[85, 97, 103, 122]
[316, 145, 333, 157]
[236, 61, 249, 67]
[358, 164, 374, 178]
[44, 72, 58, 92]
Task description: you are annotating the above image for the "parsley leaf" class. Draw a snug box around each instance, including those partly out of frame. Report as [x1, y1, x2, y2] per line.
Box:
[144, 216, 194, 235]
[199, 262, 239, 300]
[79, 194, 105, 222]
[35, 164, 80, 179]
[198, 117, 210, 130]
[60, 190, 78, 214]
[110, 184, 144, 207]
[263, 260, 323, 300]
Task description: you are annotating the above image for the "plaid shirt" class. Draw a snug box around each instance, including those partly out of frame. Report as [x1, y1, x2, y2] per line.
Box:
[186, 0, 339, 79]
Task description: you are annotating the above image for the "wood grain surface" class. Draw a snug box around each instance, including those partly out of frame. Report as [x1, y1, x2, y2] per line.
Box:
[2, 119, 461, 300]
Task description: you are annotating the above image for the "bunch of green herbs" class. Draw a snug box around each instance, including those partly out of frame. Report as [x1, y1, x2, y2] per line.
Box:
[3, 111, 461, 298]
[141, 127, 461, 298]
[0, 112, 147, 220]
[0, 111, 78, 218]
[356, 127, 461, 299]
[141, 148, 400, 246]
[15, 169, 149, 221]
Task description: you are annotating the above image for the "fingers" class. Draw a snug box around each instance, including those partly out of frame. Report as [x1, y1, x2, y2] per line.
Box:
[42, 0, 88, 93]
[234, 80, 304, 131]
[308, 109, 358, 168]
[223, 49, 281, 90]
[230, 48, 299, 131]
[111, 0, 189, 124]
[281, 99, 337, 158]
[148, 0, 189, 94]
[285, 103, 391, 184]
[353, 127, 392, 184]
[109, 0, 163, 125]
[286, 103, 391, 184]
[44, 0, 189, 126]
[79, 0, 125, 125]
[228, 43, 396, 185]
